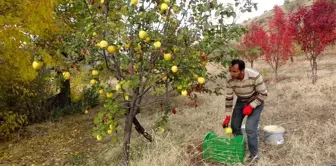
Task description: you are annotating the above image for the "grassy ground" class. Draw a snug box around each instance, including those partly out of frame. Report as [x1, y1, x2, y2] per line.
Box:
[1, 54, 336, 166]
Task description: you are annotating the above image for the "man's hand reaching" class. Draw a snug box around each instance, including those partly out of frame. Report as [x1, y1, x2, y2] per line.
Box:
[222, 116, 231, 128]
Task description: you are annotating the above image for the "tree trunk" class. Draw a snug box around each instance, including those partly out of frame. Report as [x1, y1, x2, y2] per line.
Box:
[46, 77, 71, 110]
[59, 80, 71, 108]
[122, 110, 153, 166]
[123, 107, 136, 166]
[122, 100, 153, 142]
[312, 57, 317, 84]
[123, 88, 140, 166]
[251, 60, 254, 68]
[290, 56, 294, 63]
[274, 69, 278, 82]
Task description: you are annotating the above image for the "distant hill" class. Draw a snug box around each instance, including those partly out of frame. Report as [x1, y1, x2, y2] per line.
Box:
[240, 0, 315, 27]
[238, 0, 336, 56]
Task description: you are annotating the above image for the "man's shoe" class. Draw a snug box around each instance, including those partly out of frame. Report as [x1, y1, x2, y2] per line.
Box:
[247, 155, 260, 163]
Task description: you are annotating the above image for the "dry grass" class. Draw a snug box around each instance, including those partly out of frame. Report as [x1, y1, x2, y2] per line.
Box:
[95, 55, 336, 166]
[1, 55, 336, 166]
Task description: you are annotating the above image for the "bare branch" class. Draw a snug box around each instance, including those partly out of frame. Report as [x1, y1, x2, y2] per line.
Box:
[110, 54, 125, 80]
[136, 88, 175, 108]
[135, 86, 152, 100]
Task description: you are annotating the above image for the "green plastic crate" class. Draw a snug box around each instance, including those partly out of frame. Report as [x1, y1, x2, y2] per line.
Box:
[202, 132, 245, 164]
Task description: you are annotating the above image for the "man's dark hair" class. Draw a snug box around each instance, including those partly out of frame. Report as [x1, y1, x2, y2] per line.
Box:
[231, 59, 245, 70]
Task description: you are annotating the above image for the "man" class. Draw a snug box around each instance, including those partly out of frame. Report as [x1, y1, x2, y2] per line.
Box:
[222, 59, 268, 162]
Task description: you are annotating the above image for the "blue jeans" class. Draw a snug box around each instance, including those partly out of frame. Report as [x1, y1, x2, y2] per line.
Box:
[231, 99, 264, 156]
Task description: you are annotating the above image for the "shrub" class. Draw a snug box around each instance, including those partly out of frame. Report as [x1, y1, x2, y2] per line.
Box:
[0, 111, 27, 139]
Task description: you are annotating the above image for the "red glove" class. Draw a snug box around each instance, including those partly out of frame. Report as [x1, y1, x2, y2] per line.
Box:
[243, 105, 254, 116]
[222, 116, 231, 128]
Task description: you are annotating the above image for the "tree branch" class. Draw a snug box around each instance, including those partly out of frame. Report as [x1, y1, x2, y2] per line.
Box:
[102, 0, 110, 69]
[133, 117, 152, 142]
[103, 51, 110, 69]
[136, 88, 175, 108]
[83, 0, 96, 27]
[111, 54, 125, 80]
[135, 86, 152, 101]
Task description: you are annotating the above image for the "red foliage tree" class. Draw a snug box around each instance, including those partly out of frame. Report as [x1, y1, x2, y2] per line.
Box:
[237, 24, 267, 68]
[289, 0, 336, 84]
[264, 5, 294, 79]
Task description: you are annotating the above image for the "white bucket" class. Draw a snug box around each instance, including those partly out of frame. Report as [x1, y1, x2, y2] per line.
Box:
[263, 125, 285, 145]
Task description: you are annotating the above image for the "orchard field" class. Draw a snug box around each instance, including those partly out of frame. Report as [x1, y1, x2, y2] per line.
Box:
[1, 0, 336, 166]
[1, 54, 336, 166]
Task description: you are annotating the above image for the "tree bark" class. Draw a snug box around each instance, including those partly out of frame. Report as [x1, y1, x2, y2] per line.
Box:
[59, 80, 71, 108]
[251, 60, 254, 68]
[123, 87, 140, 166]
[133, 117, 152, 142]
[275, 70, 278, 82]
[312, 57, 317, 84]
[123, 107, 136, 166]
[46, 77, 71, 110]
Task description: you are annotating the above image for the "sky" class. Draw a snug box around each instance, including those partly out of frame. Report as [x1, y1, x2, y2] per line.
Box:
[228, 0, 285, 23]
